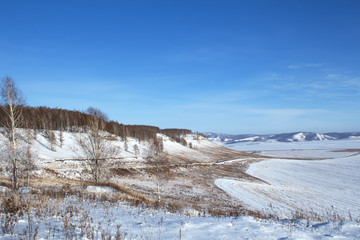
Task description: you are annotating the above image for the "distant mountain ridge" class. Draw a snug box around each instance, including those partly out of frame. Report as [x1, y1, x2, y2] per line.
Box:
[204, 131, 360, 144]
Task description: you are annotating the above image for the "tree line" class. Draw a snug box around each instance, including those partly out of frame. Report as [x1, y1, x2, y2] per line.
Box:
[0, 105, 192, 142]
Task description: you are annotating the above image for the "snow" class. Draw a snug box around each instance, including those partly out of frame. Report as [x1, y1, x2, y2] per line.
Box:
[227, 139, 360, 152]
[216, 140, 360, 220]
[3, 130, 217, 166]
[86, 186, 115, 194]
[0, 195, 359, 239]
[227, 139, 360, 159]
[0, 130, 216, 181]
[1, 129, 360, 238]
[316, 133, 325, 140]
[0, 186, 10, 192]
[160, 133, 218, 162]
[349, 136, 360, 140]
[237, 136, 261, 142]
[292, 132, 306, 141]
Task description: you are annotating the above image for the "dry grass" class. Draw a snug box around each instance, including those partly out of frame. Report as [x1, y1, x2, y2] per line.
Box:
[0, 189, 129, 239]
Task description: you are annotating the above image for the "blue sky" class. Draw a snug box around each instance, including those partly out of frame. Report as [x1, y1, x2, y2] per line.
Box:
[1, 0, 359, 134]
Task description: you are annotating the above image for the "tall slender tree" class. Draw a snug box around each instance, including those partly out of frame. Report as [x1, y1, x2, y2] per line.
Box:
[0, 76, 25, 189]
[76, 107, 118, 182]
[146, 137, 169, 202]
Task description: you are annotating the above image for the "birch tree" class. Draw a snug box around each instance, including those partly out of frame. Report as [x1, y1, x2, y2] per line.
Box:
[146, 137, 170, 202]
[0, 76, 25, 189]
[76, 107, 118, 183]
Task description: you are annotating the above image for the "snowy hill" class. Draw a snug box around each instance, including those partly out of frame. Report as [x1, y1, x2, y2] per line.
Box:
[0, 128, 247, 183]
[205, 131, 360, 144]
[0, 129, 216, 161]
[1, 128, 359, 238]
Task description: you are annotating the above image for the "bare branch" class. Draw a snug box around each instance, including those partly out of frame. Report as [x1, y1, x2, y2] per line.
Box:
[75, 106, 118, 182]
[0, 76, 26, 189]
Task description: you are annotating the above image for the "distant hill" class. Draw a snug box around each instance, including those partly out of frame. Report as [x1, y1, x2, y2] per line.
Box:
[204, 131, 360, 144]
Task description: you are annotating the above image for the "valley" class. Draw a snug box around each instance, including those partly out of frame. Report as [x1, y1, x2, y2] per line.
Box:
[0, 127, 359, 239]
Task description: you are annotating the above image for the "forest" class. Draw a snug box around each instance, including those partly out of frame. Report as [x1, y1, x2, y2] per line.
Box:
[0, 105, 192, 143]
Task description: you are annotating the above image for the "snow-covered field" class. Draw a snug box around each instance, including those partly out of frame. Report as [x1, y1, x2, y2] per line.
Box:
[216, 140, 360, 220]
[226, 139, 360, 159]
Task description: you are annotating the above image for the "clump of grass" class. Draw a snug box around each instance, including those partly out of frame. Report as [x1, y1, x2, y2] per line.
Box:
[0, 187, 134, 239]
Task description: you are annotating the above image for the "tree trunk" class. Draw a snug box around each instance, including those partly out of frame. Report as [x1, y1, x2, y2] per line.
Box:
[10, 104, 18, 189]
[95, 159, 98, 183]
[0, 77, 25, 190]
[157, 179, 161, 201]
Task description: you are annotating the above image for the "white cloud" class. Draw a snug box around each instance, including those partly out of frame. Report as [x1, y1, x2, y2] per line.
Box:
[326, 73, 360, 88]
[247, 108, 327, 118]
[264, 70, 360, 97]
[288, 63, 323, 69]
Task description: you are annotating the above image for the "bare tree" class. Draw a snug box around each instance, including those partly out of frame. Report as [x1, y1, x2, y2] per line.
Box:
[18, 129, 37, 187]
[76, 107, 118, 183]
[0, 76, 25, 189]
[47, 130, 57, 151]
[59, 128, 64, 148]
[133, 144, 139, 156]
[124, 137, 128, 152]
[146, 137, 170, 202]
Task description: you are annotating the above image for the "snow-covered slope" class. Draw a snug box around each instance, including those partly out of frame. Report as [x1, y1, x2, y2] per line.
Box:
[0, 129, 226, 171]
[216, 140, 360, 220]
[216, 155, 360, 219]
[1, 194, 359, 239]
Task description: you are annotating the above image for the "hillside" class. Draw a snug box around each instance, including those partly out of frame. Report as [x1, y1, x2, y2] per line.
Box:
[0, 125, 262, 214]
[205, 131, 360, 144]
